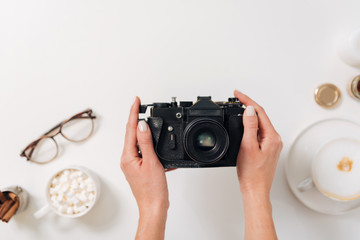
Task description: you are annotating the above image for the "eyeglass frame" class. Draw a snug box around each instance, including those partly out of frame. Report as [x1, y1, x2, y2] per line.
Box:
[20, 109, 96, 164]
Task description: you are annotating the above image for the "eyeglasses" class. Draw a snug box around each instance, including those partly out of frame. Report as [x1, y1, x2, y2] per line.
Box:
[20, 109, 96, 164]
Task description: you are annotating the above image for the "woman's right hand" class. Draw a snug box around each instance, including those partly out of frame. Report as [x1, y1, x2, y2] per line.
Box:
[234, 90, 283, 198]
[234, 90, 282, 240]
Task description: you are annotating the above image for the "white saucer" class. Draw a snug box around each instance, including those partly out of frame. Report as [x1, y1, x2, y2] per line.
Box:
[285, 119, 360, 215]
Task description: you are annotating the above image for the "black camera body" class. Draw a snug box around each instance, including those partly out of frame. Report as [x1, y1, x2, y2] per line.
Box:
[139, 96, 245, 168]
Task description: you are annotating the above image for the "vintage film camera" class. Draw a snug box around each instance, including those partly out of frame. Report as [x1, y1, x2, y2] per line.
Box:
[139, 96, 245, 168]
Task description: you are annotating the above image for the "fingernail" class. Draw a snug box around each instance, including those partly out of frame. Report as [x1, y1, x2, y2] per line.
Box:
[133, 96, 137, 104]
[246, 106, 255, 116]
[138, 120, 148, 132]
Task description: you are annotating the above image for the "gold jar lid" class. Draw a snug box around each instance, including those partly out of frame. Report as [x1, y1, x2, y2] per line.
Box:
[348, 75, 360, 100]
[314, 83, 341, 108]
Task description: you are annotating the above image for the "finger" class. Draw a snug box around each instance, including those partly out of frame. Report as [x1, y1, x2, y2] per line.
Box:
[242, 106, 260, 150]
[234, 90, 276, 135]
[123, 97, 141, 158]
[137, 120, 158, 161]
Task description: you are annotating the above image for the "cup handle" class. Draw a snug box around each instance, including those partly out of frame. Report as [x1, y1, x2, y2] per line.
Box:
[34, 204, 51, 219]
[297, 178, 314, 192]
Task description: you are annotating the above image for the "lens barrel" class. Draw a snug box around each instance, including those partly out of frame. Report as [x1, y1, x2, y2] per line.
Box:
[183, 118, 229, 164]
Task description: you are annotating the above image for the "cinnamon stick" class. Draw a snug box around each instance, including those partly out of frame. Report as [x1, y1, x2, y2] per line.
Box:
[1, 200, 19, 223]
[0, 192, 7, 204]
[7, 192, 18, 202]
[0, 199, 14, 219]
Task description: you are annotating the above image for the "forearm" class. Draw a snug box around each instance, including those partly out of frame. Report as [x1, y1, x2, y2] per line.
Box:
[135, 208, 168, 240]
[242, 191, 277, 240]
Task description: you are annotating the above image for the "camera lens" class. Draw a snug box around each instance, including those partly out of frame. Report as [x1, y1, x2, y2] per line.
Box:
[183, 118, 229, 164]
[195, 130, 216, 151]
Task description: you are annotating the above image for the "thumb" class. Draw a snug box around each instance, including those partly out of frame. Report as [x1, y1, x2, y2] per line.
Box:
[137, 120, 158, 160]
[242, 106, 259, 149]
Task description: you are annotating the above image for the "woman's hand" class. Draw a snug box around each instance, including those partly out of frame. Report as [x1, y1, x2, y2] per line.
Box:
[234, 90, 282, 240]
[121, 97, 169, 240]
[235, 90, 283, 196]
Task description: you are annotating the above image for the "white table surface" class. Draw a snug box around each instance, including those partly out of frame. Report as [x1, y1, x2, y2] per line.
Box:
[1, 1, 360, 239]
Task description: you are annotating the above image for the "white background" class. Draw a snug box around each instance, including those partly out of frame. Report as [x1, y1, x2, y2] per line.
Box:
[0, 0, 360, 239]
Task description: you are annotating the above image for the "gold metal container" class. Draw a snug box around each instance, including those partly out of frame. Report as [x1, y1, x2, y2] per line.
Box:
[347, 75, 360, 100]
[314, 83, 341, 108]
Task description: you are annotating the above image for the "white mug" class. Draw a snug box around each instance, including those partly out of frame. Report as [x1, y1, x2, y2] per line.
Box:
[338, 28, 360, 68]
[298, 138, 360, 201]
[34, 166, 100, 219]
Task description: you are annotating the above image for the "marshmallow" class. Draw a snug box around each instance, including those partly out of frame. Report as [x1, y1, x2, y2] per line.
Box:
[66, 190, 75, 198]
[73, 206, 80, 214]
[73, 198, 81, 207]
[60, 175, 68, 183]
[85, 178, 93, 185]
[88, 193, 95, 201]
[52, 178, 59, 185]
[52, 201, 60, 209]
[60, 183, 70, 193]
[81, 190, 89, 197]
[58, 205, 68, 213]
[66, 207, 73, 215]
[77, 171, 84, 178]
[76, 193, 88, 203]
[56, 194, 66, 204]
[79, 182, 86, 190]
[86, 185, 95, 192]
[70, 172, 78, 180]
[51, 196, 57, 202]
[78, 206, 86, 213]
[49, 187, 57, 195]
[70, 184, 79, 192]
[53, 185, 61, 192]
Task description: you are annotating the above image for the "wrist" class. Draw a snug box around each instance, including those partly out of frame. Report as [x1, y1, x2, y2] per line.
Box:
[241, 190, 272, 214]
[239, 180, 270, 199]
[241, 188, 270, 201]
[139, 201, 169, 219]
[137, 202, 168, 240]
[240, 185, 271, 206]
[241, 187, 277, 240]
[139, 210, 168, 229]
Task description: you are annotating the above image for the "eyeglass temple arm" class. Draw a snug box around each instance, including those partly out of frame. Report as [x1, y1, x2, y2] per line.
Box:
[27, 145, 36, 160]
[79, 116, 96, 119]
[43, 122, 62, 136]
[20, 140, 38, 160]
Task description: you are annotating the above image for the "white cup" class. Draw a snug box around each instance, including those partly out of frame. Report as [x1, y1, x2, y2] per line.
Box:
[34, 166, 100, 219]
[298, 138, 360, 201]
[338, 28, 360, 68]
